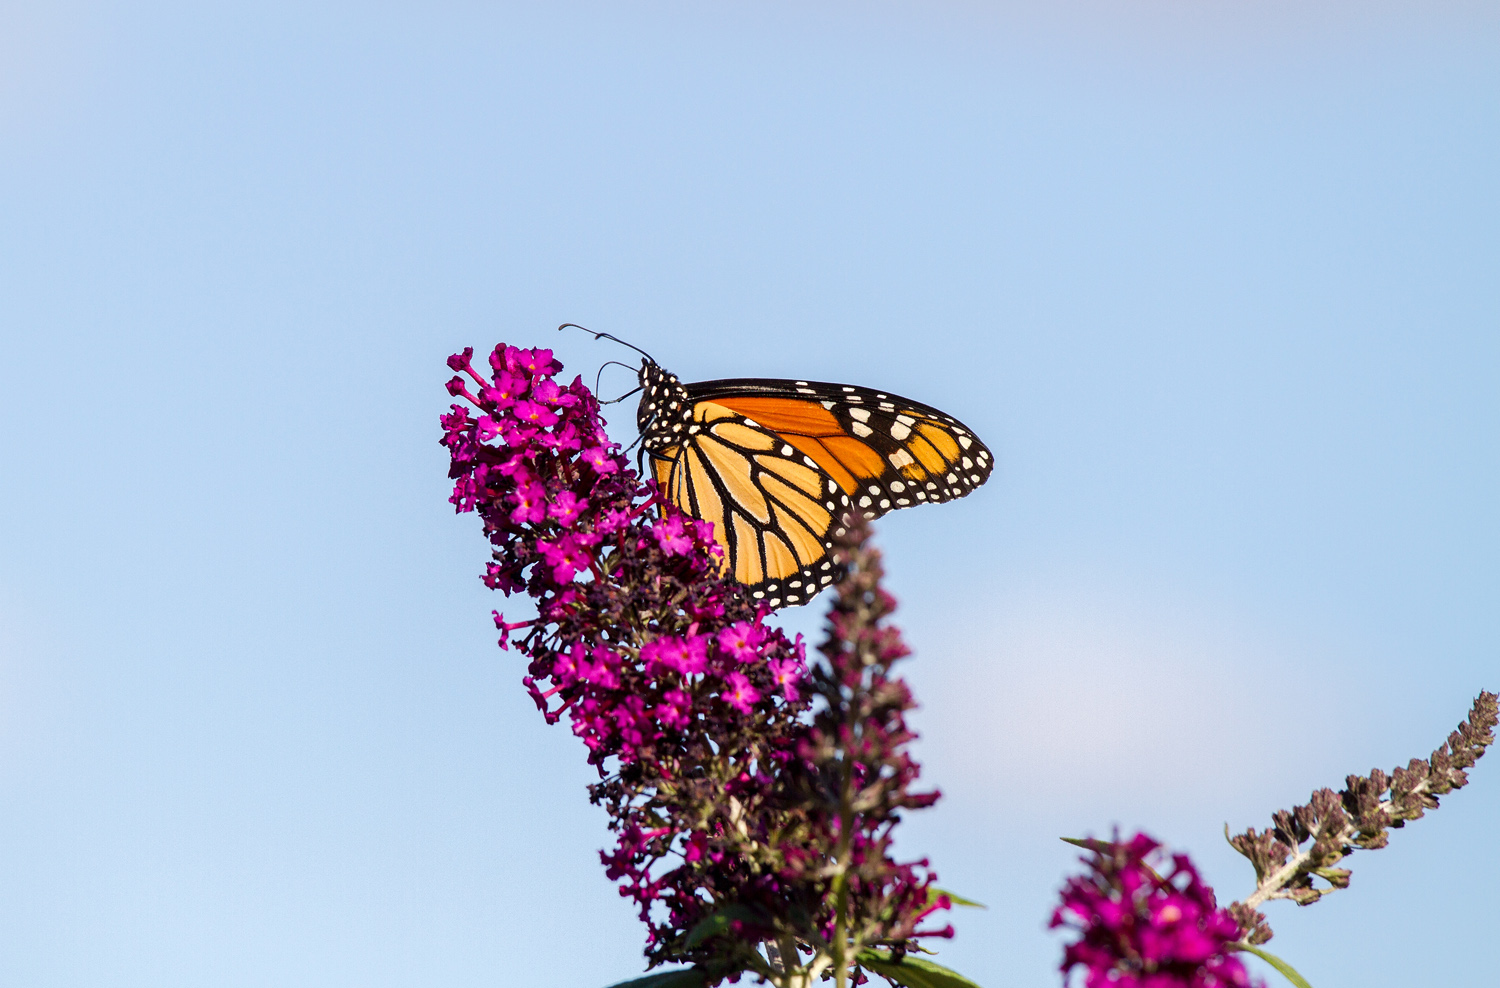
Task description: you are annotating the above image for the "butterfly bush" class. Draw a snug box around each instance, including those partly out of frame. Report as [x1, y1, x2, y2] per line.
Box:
[440, 343, 949, 985]
[1223, 689, 1497, 944]
[442, 340, 1496, 988]
[1051, 687, 1496, 988]
[787, 521, 955, 976]
[1052, 834, 1256, 988]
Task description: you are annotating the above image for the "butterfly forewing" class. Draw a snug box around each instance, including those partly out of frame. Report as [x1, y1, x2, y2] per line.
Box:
[687, 378, 994, 518]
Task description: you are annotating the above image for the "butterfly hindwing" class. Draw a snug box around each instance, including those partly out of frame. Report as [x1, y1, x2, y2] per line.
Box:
[651, 400, 851, 608]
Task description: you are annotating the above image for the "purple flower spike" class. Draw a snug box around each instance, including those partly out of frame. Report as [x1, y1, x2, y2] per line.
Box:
[440, 344, 949, 985]
[1052, 833, 1259, 988]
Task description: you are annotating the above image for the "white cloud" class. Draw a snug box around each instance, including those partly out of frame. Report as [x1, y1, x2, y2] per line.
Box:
[912, 578, 1356, 814]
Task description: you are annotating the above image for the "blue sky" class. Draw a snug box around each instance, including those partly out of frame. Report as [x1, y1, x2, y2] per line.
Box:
[1, 3, 1496, 986]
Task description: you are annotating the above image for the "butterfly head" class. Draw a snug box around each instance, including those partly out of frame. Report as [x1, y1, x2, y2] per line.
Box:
[636, 360, 693, 451]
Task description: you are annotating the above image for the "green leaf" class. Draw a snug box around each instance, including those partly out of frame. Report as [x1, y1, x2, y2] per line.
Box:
[1059, 837, 1166, 884]
[855, 949, 987, 988]
[928, 887, 987, 909]
[604, 969, 707, 988]
[1231, 944, 1314, 988]
[683, 905, 761, 948]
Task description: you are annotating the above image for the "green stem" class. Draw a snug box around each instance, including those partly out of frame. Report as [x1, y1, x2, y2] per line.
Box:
[832, 868, 849, 988]
[831, 676, 859, 988]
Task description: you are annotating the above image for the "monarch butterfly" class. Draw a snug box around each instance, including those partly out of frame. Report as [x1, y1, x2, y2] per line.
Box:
[564, 325, 995, 609]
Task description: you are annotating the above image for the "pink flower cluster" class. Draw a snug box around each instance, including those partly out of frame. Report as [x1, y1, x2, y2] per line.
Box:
[1052, 833, 1257, 988]
[441, 344, 804, 766]
[442, 343, 949, 982]
[443, 344, 817, 972]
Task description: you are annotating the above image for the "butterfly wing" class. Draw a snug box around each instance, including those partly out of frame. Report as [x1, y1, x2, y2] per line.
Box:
[650, 399, 852, 608]
[685, 378, 994, 518]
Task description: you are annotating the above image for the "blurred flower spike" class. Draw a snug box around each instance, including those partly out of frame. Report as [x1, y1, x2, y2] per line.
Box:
[1052, 833, 1258, 988]
[441, 343, 952, 986]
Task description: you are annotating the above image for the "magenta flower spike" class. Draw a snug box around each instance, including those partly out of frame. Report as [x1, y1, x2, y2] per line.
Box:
[1052, 833, 1257, 988]
[441, 343, 953, 987]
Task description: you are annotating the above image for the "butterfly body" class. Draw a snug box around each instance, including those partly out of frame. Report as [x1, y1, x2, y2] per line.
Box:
[634, 359, 994, 609]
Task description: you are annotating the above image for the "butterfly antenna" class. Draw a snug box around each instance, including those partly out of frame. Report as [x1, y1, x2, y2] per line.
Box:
[558, 323, 657, 364]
